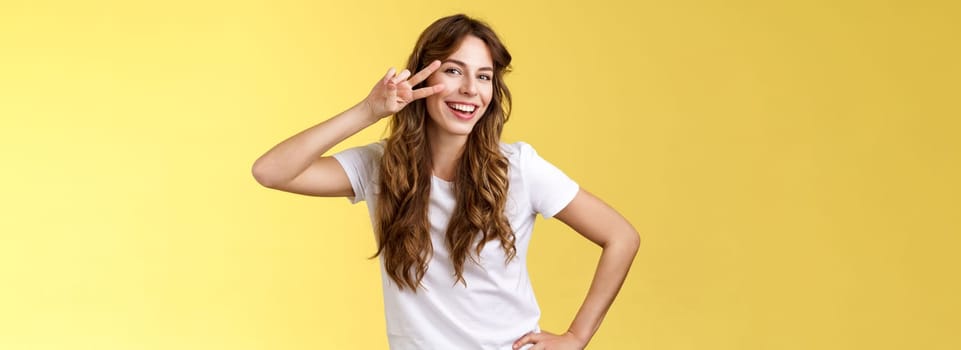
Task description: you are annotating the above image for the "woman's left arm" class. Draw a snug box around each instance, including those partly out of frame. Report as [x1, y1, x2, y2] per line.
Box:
[514, 188, 641, 350]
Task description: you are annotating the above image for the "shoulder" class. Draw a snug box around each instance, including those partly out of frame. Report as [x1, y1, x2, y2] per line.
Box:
[500, 141, 557, 169]
[499, 140, 564, 180]
[501, 141, 579, 218]
[361, 140, 386, 156]
[331, 140, 386, 177]
[499, 141, 535, 163]
[334, 140, 386, 161]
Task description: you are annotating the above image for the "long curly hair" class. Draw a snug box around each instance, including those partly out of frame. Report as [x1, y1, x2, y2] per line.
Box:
[374, 14, 514, 292]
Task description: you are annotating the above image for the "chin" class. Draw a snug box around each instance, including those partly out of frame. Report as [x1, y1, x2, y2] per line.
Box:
[429, 106, 485, 137]
[442, 121, 477, 136]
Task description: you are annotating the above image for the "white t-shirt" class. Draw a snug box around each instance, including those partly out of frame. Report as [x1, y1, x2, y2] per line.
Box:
[332, 141, 579, 350]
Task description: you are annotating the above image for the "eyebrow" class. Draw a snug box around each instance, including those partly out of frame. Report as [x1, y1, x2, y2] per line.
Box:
[442, 59, 493, 72]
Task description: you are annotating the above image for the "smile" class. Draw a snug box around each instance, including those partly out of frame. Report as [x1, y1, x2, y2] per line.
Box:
[447, 102, 476, 113]
[446, 102, 478, 120]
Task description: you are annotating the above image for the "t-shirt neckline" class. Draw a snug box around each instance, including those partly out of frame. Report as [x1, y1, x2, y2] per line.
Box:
[431, 174, 453, 186]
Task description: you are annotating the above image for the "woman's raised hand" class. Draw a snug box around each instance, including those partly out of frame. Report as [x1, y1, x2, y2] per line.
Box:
[363, 60, 445, 120]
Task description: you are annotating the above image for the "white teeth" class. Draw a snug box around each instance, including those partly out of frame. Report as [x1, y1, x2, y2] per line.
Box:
[447, 103, 476, 113]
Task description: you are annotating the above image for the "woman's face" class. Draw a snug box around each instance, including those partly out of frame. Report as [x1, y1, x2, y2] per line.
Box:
[424, 35, 494, 138]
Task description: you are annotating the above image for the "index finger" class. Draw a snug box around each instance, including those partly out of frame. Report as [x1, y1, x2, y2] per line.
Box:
[407, 60, 442, 86]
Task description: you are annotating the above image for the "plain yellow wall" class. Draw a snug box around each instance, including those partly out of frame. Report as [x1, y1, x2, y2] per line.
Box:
[2, 0, 959, 349]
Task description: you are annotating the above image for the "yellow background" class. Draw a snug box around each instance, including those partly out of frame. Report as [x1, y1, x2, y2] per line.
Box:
[2, 0, 958, 349]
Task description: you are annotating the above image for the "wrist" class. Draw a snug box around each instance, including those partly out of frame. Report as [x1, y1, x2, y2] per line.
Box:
[355, 99, 382, 124]
[565, 330, 590, 347]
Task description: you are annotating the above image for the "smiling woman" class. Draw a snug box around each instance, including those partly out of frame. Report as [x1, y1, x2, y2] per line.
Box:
[425, 51, 496, 136]
[251, 14, 639, 350]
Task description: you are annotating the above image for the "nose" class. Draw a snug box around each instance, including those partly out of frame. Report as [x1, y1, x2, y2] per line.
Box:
[459, 77, 478, 96]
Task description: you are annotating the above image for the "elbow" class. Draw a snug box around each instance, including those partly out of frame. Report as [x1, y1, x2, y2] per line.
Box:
[623, 227, 641, 256]
[601, 225, 640, 256]
[619, 225, 641, 257]
[251, 158, 282, 189]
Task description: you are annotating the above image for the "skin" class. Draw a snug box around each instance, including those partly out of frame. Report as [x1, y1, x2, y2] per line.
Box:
[422, 35, 494, 180]
[252, 35, 640, 350]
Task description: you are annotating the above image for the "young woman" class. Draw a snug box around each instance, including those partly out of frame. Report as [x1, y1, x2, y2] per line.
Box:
[252, 14, 639, 350]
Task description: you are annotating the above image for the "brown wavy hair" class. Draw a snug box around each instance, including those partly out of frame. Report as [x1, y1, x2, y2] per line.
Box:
[374, 14, 514, 292]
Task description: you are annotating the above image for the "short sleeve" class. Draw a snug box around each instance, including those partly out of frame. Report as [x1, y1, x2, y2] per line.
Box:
[520, 142, 580, 219]
[331, 142, 384, 204]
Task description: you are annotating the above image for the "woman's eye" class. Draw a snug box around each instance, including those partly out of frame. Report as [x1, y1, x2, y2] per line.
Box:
[479, 75, 492, 81]
[445, 68, 461, 75]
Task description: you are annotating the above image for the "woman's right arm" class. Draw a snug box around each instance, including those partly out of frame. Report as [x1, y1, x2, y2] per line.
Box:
[251, 60, 443, 197]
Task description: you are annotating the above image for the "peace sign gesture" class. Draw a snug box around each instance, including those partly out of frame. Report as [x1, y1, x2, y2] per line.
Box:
[363, 60, 445, 120]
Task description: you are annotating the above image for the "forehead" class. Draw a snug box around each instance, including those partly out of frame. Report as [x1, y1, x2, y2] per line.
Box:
[445, 35, 493, 69]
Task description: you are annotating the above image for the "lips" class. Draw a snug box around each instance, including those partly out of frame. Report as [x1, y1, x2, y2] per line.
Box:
[446, 102, 479, 120]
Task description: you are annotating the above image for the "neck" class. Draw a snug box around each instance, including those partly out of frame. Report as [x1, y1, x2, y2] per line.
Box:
[426, 125, 467, 181]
